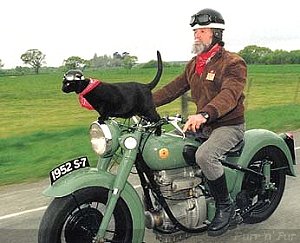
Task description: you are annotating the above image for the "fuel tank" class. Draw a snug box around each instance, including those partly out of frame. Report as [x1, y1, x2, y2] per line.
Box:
[142, 131, 201, 170]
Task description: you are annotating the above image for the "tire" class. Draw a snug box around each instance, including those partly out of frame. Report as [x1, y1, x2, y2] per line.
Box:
[38, 187, 133, 243]
[240, 147, 286, 224]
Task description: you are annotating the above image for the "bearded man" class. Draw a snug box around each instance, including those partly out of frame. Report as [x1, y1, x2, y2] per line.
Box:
[152, 8, 247, 236]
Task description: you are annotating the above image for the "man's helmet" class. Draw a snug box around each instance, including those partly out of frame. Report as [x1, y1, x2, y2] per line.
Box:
[190, 8, 225, 30]
[190, 8, 225, 45]
[63, 69, 85, 82]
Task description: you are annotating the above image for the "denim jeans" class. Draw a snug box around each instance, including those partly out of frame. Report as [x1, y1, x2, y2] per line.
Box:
[195, 124, 245, 181]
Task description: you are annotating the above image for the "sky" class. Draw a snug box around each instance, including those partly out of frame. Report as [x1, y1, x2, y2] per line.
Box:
[1, 0, 300, 68]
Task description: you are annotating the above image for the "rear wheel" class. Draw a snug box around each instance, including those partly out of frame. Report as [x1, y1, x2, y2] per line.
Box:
[239, 147, 286, 224]
[38, 187, 133, 243]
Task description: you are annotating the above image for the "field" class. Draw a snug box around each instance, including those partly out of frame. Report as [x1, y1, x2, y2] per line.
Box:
[0, 65, 300, 185]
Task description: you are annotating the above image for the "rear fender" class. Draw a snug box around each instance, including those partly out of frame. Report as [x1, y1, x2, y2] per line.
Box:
[43, 167, 145, 242]
[228, 129, 296, 198]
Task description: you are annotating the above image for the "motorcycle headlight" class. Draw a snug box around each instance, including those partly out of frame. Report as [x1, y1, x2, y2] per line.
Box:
[89, 122, 112, 156]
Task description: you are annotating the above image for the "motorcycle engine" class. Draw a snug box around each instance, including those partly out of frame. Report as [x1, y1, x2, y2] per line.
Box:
[145, 166, 207, 234]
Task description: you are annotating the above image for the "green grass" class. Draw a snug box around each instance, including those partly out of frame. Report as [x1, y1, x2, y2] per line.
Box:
[0, 67, 184, 138]
[0, 65, 299, 185]
[245, 74, 300, 110]
[246, 104, 300, 132]
[0, 128, 96, 185]
[0, 127, 99, 185]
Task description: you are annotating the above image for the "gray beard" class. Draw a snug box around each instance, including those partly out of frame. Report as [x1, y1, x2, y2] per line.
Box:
[191, 41, 211, 55]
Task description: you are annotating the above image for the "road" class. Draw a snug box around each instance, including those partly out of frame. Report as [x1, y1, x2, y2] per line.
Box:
[0, 132, 299, 243]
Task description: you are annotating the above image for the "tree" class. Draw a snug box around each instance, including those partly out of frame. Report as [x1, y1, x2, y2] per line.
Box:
[270, 50, 291, 64]
[20, 49, 46, 74]
[0, 59, 4, 69]
[112, 52, 123, 67]
[90, 54, 114, 68]
[238, 45, 272, 64]
[122, 55, 138, 69]
[290, 50, 300, 64]
[113, 52, 122, 59]
[63, 56, 87, 70]
[113, 51, 138, 69]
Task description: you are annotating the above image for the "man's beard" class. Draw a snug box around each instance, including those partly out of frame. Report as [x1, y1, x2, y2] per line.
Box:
[191, 41, 211, 55]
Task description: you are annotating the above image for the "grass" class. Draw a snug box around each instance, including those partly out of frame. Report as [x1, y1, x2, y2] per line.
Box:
[0, 67, 185, 138]
[0, 64, 299, 185]
[245, 104, 300, 132]
[0, 127, 99, 185]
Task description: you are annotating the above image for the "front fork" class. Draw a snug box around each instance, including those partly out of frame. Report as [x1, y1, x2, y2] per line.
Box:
[94, 132, 142, 242]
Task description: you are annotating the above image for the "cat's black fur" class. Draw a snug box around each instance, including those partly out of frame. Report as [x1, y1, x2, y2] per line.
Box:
[62, 51, 162, 122]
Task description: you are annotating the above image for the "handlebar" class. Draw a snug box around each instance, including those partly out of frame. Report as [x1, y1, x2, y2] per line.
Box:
[165, 115, 186, 138]
[131, 115, 186, 138]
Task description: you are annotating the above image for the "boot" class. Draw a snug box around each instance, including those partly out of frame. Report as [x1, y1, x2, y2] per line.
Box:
[207, 174, 236, 236]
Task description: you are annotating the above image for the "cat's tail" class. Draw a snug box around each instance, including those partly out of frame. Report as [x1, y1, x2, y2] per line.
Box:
[147, 51, 163, 90]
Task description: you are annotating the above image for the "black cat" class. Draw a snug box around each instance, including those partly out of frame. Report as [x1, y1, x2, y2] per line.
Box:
[62, 51, 162, 122]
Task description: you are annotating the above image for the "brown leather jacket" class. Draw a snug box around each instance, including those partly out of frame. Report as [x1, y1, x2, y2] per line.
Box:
[152, 47, 247, 129]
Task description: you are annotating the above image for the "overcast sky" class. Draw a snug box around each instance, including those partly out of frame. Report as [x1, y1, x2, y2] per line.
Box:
[1, 0, 300, 68]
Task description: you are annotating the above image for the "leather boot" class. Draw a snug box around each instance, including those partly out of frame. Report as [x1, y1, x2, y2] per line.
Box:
[207, 174, 236, 236]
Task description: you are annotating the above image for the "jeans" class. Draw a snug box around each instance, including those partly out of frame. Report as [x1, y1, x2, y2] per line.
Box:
[195, 124, 245, 181]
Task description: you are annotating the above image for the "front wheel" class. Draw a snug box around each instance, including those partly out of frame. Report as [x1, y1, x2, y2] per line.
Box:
[239, 147, 286, 224]
[38, 187, 133, 243]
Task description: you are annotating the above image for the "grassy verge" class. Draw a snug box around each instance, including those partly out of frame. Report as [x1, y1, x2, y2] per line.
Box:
[0, 103, 299, 186]
[0, 127, 98, 185]
[0, 65, 299, 185]
[246, 104, 300, 132]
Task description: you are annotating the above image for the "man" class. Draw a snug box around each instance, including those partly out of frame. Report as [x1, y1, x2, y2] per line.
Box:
[153, 8, 247, 236]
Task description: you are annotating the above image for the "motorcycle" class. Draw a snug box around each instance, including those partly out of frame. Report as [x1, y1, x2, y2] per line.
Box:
[38, 115, 296, 243]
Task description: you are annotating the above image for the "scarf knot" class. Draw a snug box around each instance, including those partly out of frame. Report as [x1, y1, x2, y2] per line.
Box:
[78, 79, 101, 110]
[195, 44, 221, 75]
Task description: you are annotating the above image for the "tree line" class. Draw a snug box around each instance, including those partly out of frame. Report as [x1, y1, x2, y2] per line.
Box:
[0, 49, 139, 75]
[238, 45, 300, 64]
[0, 45, 299, 75]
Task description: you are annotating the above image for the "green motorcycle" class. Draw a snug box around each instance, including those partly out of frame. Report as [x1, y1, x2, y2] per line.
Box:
[38, 115, 296, 243]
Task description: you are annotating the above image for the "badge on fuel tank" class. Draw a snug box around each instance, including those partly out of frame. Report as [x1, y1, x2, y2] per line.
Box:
[159, 148, 169, 159]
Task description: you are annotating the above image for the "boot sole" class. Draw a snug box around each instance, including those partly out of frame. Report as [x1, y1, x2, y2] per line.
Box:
[207, 213, 242, 237]
[207, 224, 229, 237]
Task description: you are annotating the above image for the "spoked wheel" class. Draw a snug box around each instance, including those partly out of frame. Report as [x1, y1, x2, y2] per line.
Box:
[38, 187, 133, 243]
[239, 147, 286, 224]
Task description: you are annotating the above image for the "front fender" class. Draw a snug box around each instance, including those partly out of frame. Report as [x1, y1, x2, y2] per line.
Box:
[43, 167, 145, 242]
[229, 129, 296, 198]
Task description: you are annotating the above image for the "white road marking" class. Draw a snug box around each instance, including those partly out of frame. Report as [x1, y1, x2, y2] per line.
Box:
[0, 206, 47, 220]
[0, 185, 142, 221]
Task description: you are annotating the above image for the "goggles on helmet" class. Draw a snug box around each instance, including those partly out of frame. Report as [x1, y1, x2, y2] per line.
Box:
[190, 13, 224, 27]
[63, 71, 85, 81]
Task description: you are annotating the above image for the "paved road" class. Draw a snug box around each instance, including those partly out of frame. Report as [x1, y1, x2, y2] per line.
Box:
[0, 132, 299, 243]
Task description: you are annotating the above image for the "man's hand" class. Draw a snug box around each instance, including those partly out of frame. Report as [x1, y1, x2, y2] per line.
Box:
[183, 114, 207, 133]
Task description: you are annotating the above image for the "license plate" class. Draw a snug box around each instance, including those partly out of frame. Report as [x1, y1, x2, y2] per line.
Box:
[49, 156, 90, 184]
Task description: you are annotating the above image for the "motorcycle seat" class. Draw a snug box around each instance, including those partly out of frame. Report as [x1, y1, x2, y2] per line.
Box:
[225, 139, 245, 157]
[183, 139, 245, 166]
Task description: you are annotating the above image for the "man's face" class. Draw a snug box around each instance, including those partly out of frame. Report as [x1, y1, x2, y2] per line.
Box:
[194, 28, 213, 44]
[191, 28, 213, 55]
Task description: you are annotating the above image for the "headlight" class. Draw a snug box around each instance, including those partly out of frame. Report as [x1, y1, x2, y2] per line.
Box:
[89, 122, 112, 156]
